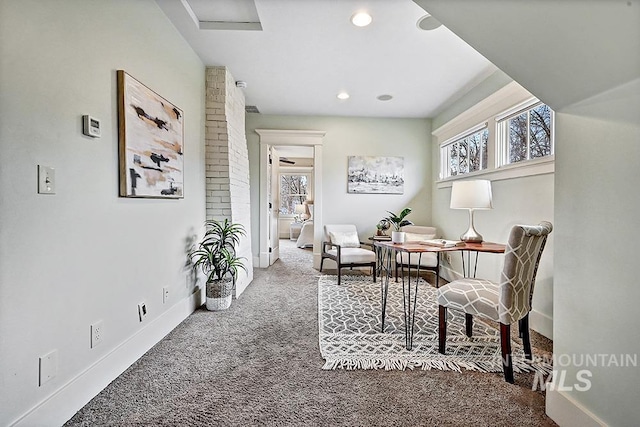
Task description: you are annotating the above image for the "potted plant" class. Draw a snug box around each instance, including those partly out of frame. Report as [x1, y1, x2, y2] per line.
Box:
[386, 207, 413, 243]
[190, 219, 248, 311]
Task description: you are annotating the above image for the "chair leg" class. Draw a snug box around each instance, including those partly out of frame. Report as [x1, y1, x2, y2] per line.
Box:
[465, 313, 473, 337]
[520, 314, 532, 360]
[337, 266, 341, 286]
[438, 305, 447, 354]
[500, 323, 514, 383]
[372, 263, 376, 282]
[320, 257, 324, 272]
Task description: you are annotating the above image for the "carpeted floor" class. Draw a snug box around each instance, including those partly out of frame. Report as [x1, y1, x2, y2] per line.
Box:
[65, 239, 556, 426]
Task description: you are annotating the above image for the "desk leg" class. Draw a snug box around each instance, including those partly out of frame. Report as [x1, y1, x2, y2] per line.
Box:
[401, 255, 422, 350]
[380, 247, 392, 333]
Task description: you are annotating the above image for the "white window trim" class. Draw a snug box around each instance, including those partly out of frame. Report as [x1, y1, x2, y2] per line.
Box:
[437, 155, 554, 188]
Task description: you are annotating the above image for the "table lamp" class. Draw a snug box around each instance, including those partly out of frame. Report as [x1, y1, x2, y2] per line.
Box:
[294, 204, 306, 222]
[450, 179, 493, 243]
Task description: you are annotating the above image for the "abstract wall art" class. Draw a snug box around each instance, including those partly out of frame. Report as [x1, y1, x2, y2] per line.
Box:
[347, 156, 404, 194]
[117, 70, 184, 198]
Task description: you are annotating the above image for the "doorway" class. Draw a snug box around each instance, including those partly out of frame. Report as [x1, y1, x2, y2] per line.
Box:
[256, 129, 325, 268]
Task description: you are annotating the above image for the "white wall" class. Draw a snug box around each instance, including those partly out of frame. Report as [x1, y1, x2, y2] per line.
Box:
[0, 1, 205, 424]
[431, 77, 555, 338]
[246, 114, 432, 261]
[548, 78, 640, 427]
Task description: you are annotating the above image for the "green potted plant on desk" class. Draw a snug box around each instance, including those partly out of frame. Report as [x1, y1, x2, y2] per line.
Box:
[190, 219, 248, 311]
[386, 207, 413, 243]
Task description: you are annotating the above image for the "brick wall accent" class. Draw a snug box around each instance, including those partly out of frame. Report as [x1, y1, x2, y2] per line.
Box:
[205, 66, 253, 295]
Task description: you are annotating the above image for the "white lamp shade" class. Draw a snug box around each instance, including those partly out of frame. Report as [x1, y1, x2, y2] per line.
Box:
[450, 180, 493, 210]
[294, 204, 306, 214]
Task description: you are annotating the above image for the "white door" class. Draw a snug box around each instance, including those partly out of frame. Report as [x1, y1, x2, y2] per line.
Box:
[268, 147, 280, 265]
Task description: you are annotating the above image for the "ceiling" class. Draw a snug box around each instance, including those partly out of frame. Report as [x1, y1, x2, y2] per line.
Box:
[155, 0, 497, 118]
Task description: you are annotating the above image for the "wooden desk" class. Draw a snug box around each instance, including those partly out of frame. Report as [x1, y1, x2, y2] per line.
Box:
[374, 240, 506, 350]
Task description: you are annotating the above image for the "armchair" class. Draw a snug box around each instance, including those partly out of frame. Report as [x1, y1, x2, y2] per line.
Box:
[437, 221, 553, 383]
[320, 224, 376, 286]
[394, 225, 440, 287]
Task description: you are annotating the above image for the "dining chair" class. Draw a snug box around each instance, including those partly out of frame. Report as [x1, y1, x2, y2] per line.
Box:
[320, 224, 376, 286]
[437, 221, 553, 383]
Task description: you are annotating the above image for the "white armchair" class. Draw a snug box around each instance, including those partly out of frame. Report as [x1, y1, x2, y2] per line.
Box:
[395, 225, 440, 287]
[320, 224, 376, 286]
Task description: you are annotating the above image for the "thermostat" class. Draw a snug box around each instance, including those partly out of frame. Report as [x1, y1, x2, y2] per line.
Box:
[82, 115, 101, 138]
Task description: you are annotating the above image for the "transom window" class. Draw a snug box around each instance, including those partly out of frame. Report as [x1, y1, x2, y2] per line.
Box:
[279, 174, 309, 215]
[439, 98, 554, 182]
[497, 101, 553, 166]
[440, 125, 489, 179]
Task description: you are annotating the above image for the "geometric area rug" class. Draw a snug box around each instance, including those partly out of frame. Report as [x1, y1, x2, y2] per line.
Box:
[318, 275, 552, 375]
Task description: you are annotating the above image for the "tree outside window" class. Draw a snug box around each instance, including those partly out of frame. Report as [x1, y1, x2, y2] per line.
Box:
[279, 174, 309, 215]
[441, 127, 488, 178]
[507, 103, 553, 164]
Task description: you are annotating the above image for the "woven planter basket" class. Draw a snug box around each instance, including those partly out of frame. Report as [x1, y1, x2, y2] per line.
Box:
[205, 278, 233, 311]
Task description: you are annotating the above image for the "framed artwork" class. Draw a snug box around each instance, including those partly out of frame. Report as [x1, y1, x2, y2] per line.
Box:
[347, 156, 404, 194]
[117, 70, 184, 198]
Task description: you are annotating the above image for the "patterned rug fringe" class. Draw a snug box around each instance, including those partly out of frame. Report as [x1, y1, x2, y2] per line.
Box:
[322, 356, 552, 373]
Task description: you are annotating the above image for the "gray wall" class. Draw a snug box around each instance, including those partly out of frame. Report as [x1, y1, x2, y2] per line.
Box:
[0, 1, 205, 424]
[551, 78, 640, 426]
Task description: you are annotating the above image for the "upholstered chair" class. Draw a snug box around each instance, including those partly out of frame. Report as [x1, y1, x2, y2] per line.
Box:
[395, 225, 440, 287]
[320, 224, 376, 286]
[437, 221, 553, 383]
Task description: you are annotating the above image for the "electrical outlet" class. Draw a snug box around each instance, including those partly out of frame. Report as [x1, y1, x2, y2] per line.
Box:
[163, 287, 169, 304]
[91, 320, 104, 348]
[444, 252, 452, 264]
[138, 302, 147, 322]
[39, 349, 58, 386]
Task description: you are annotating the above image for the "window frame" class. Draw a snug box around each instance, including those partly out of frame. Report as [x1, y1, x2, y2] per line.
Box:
[278, 172, 312, 217]
[435, 89, 555, 189]
[439, 122, 489, 180]
[495, 99, 555, 168]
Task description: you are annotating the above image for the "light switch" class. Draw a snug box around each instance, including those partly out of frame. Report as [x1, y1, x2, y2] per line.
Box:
[38, 165, 56, 194]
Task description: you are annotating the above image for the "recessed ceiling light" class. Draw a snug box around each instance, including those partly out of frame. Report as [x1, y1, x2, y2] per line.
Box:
[377, 94, 393, 101]
[417, 14, 442, 31]
[337, 92, 350, 100]
[351, 12, 372, 27]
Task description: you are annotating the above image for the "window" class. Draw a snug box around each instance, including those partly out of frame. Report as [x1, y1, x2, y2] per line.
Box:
[497, 102, 553, 166]
[279, 174, 309, 215]
[440, 126, 489, 179]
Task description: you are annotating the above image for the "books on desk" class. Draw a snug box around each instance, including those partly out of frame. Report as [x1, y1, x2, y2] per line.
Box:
[420, 239, 465, 248]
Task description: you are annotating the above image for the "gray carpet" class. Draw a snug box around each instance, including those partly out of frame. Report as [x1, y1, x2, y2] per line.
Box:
[66, 239, 556, 426]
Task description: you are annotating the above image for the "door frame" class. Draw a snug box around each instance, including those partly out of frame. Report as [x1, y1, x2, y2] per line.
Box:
[256, 129, 325, 268]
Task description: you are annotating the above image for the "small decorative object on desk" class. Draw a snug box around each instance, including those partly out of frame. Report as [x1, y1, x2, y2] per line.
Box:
[420, 239, 465, 248]
[385, 207, 413, 243]
[376, 218, 390, 236]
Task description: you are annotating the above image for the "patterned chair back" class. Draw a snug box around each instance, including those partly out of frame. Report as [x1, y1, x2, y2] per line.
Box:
[498, 221, 553, 324]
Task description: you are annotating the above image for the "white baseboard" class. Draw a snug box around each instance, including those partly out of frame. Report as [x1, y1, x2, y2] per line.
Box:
[547, 388, 607, 427]
[530, 308, 553, 339]
[11, 292, 202, 427]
